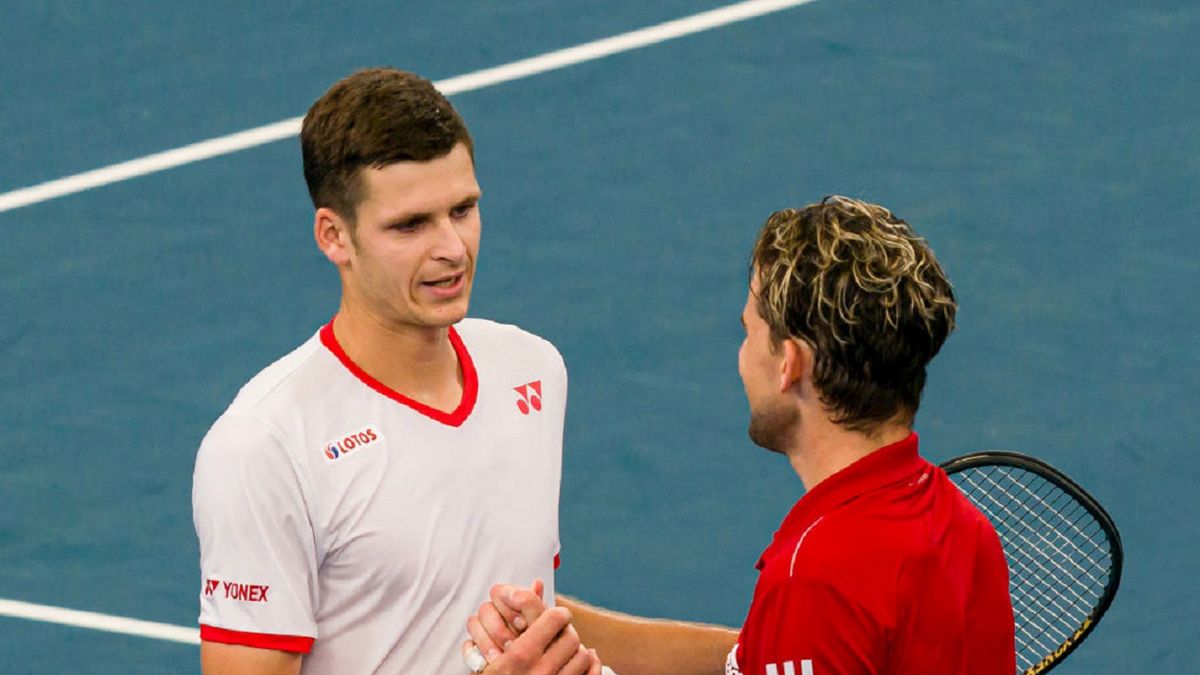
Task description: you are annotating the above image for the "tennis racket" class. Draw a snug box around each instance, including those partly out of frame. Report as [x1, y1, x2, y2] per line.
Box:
[940, 451, 1122, 675]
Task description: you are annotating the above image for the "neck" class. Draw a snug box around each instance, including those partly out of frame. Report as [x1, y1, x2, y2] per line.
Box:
[785, 415, 911, 491]
[331, 303, 462, 409]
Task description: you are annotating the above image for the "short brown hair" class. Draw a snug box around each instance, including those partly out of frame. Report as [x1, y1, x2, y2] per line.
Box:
[300, 68, 473, 220]
[751, 196, 957, 431]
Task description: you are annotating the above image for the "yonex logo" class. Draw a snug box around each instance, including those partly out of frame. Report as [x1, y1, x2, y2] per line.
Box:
[323, 425, 381, 461]
[215, 580, 269, 603]
[203, 578, 268, 603]
[515, 381, 542, 415]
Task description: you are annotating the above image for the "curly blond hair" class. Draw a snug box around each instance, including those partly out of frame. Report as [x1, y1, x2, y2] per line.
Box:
[751, 196, 956, 431]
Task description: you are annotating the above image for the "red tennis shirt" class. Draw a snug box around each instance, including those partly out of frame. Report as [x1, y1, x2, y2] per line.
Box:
[728, 433, 1015, 675]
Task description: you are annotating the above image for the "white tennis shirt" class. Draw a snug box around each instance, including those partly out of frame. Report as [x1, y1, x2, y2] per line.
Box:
[193, 318, 565, 673]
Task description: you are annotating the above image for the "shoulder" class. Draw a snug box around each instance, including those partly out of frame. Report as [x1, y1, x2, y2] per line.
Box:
[791, 508, 899, 577]
[198, 331, 333, 469]
[455, 318, 565, 369]
[785, 491, 940, 596]
[225, 331, 329, 412]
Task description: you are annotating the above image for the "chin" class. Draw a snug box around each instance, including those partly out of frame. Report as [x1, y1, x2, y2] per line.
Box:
[748, 404, 796, 455]
[432, 302, 471, 327]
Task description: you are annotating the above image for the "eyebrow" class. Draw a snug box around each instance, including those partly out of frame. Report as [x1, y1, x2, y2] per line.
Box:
[381, 211, 429, 230]
[379, 193, 481, 229]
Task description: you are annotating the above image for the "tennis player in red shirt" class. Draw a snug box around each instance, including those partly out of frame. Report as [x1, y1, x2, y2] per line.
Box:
[466, 196, 1015, 675]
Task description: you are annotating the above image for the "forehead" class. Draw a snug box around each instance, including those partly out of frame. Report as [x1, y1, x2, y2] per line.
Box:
[742, 278, 761, 319]
[356, 142, 479, 216]
[743, 269, 775, 329]
[745, 270, 763, 304]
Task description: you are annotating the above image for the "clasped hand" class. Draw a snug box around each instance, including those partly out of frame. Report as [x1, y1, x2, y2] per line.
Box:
[462, 579, 603, 675]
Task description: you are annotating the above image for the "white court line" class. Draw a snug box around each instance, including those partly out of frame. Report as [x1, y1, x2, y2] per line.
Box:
[0, 598, 199, 645]
[0, 0, 818, 642]
[0, 0, 817, 215]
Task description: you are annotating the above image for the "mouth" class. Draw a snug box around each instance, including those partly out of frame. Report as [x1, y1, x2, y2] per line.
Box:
[420, 272, 467, 296]
[423, 274, 462, 288]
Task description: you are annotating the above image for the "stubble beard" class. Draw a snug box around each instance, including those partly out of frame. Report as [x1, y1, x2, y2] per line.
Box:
[747, 399, 798, 455]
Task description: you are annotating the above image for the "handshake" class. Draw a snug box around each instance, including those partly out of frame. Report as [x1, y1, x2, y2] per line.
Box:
[461, 580, 609, 675]
[458, 578, 739, 675]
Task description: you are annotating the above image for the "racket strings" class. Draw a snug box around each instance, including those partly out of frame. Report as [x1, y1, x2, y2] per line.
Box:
[950, 465, 1114, 673]
[966, 475, 1105, 607]
[992, 467, 1110, 563]
[981, 469, 1109, 582]
[978, 493, 1106, 613]
[956, 466, 1112, 580]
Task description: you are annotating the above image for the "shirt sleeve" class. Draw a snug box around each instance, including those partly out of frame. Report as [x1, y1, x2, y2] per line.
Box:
[737, 576, 882, 675]
[192, 412, 319, 652]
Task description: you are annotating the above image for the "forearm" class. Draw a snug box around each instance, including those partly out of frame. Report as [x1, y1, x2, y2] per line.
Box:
[556, 596, 737, 675]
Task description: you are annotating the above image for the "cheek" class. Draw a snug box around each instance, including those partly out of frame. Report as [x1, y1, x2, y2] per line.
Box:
[467, 233, 482, 262]
[460, 218, 482, 252]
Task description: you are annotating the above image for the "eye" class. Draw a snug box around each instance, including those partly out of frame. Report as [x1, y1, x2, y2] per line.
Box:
[389, 217, 423, 232]
[451, 201, 477, 219]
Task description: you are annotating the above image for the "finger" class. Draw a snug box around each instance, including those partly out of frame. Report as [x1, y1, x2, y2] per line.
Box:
[510, 606, 572, 655]
[506, 586, 550, 630]
[466, 614, 503, 663]
[556, 644, 594, 675]
[492, 583, 550, 633]
[587, 648, 603, 675]
[478, 600, 519, 646]
[489, 584, 526, 632]
[496, 607, 575, 671]
[536, 620, 582, 671]
[533, 577, 545, 600]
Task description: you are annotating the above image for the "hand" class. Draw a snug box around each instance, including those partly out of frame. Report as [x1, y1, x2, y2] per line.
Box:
[461, 605, 601, 675]
[467, 579, 549, 661]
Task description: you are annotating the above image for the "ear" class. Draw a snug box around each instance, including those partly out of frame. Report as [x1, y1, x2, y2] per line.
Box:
[314, 207, 353, 266]
[779, 338, 811, 393]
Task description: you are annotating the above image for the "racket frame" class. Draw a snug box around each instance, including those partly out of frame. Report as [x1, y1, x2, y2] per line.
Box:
[939, 450, 1123, 675]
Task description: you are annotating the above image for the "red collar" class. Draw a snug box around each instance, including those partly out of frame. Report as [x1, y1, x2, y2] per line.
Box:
[761, 433, 926, 567]
[319, 321, 478, 427]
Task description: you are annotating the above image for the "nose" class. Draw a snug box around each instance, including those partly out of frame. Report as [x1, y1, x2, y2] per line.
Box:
[430, 216, 468, 263]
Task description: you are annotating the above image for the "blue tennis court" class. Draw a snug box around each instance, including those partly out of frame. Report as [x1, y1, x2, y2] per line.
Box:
[1, 1, 1196, 672]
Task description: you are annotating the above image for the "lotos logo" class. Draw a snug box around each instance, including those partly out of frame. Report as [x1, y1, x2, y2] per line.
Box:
[514, 381, 542, 415]
[323, 425, 381, 462]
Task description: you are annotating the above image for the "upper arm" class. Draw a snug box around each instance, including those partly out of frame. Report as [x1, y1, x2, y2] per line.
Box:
[201, 641, 302, 675]
[193, 413, 320, 650]
[969, 521, 1016, 672]
[740, 577, 880, 675]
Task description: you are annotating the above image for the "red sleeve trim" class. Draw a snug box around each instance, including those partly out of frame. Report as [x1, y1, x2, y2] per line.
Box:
[553, 552, 561, 570]
[200, 624, 315, 653]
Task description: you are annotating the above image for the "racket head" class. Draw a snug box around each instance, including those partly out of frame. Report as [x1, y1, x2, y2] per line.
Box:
[940, 451, 1123, 675]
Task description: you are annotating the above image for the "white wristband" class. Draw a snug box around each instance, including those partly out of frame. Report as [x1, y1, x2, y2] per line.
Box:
[601, 667, 619, 675]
